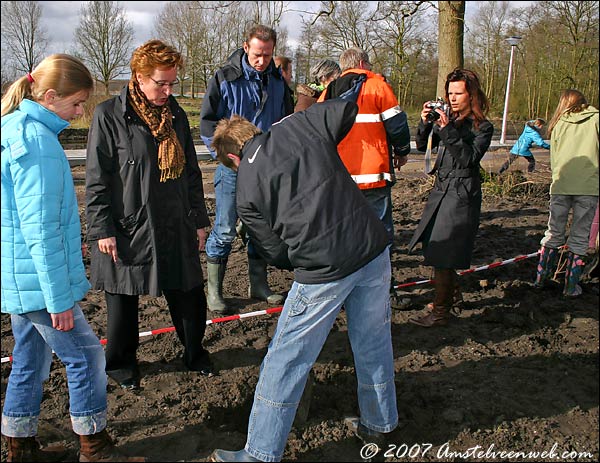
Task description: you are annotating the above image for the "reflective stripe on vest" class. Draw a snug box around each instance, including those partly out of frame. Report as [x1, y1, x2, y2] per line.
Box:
[333, 69, 401, 190]
[354, 105, 402, 123]
[351, 172, 393, 184]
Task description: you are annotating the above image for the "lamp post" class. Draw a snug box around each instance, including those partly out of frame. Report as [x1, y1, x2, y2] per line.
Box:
[500, 36, 522, 145]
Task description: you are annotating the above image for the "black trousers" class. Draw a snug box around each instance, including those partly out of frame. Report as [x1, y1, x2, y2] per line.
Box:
[499, 153, 535, 173]
[105, 284, 210, 378]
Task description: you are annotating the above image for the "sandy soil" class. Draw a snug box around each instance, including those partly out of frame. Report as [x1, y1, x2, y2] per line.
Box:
[1, 150, 598, 462]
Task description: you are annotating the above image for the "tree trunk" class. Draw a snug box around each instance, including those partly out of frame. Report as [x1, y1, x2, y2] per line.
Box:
[437, 1, 465, 98]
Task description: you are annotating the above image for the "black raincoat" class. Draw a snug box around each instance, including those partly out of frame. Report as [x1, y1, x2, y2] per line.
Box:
[85, 87, 210, 296]
[408, 118, 494, 269]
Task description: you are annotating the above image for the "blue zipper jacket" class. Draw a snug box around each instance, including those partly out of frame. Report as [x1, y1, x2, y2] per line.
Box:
[1, 99, 90, 314]
[510, 121, 550, 157]
[200, 48, 292, 158]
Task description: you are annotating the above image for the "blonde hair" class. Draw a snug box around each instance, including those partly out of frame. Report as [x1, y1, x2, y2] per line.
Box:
[130, 39, 184, 77]
[547, 89, 589, 136]
[1, 54, 93, 117]
[211, 115, 262, 169]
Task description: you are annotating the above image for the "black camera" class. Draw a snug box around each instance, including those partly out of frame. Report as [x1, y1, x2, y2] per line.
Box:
[425, 98, 450, 122]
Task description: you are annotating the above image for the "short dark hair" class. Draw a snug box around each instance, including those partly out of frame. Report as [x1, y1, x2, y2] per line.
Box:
[245, 24, 277, 47]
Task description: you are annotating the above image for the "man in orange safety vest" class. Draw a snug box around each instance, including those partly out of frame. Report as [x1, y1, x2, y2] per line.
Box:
[318, 47, 411, 247]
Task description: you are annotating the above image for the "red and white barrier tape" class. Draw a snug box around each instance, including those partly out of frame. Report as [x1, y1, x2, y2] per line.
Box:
[393, 251, 540, 289]
[1, 251, 540, 364]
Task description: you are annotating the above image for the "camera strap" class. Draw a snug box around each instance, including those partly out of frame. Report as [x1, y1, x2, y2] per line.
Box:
[424, 130, 433, 174]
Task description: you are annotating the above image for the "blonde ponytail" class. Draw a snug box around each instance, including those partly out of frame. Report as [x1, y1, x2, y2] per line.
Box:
[1, 54, 93, 117]
[1, 76, 34, 117]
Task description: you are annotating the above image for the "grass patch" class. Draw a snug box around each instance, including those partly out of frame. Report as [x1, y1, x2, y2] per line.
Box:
[481, 169, 549, 199]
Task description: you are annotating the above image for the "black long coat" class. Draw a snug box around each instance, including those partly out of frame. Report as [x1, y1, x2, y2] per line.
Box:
[408, 118, 494, 269]
[85, 87, 210, 296]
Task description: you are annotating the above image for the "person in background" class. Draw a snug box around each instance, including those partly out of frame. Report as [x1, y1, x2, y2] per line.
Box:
[294, 58, 340, 112]
[274, 55, 295, 116]
[318, 47, 411, 247]
[1, 54, 145, 462]
[408, 68, 494, 327]
[499, 118, 550, 174]
[85, 40, 213, 390]
[208, 99, 397, 462]
[580, 201, 599, 289]
[274, 55, 292, 86]
[200, 25, 292, 314]
[533, 89, 599, 297]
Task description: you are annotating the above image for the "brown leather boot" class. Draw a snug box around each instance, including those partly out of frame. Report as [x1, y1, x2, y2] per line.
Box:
[410, 268, 455, 327]
[3, 435, 68, 462]
[78, 429, 146, 462]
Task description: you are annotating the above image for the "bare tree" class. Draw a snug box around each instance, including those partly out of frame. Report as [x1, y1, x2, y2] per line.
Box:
[1, 50, 19, 91]
[543, 1, 599, 103]
[465, 1, 512, 108]
[507, 0, 599, 119]
[155, 2, 207, 98]
[436, 1, 465, 98]
[369, 1, 431, 107]
[0, 1, 48, 73]
[314, 1, 374, 54]
[153, 0, 294, 95]
[74, 1, 134, 95]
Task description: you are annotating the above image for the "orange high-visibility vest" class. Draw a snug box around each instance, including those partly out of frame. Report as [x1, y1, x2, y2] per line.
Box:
[318, 68, 401, 190]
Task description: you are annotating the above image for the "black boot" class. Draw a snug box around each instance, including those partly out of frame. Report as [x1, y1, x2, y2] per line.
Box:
[248, 257, 284, 305]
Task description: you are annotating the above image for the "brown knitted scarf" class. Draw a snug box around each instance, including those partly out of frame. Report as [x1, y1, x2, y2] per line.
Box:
[128, 79, 185, 182]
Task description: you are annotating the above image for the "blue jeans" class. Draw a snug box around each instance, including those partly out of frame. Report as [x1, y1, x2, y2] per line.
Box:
[206, 163, 260, 260]
[1, 304, 108, 437]
[206, 164, 238, 260]
[362, 186, 394, 246]
[541, 194, 598, 255]
[244, 248, 397, 462]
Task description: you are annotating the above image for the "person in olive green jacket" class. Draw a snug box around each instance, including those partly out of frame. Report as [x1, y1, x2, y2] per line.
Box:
[534, 89, 599, 297]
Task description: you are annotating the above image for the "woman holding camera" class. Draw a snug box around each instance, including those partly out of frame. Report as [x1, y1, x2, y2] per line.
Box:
[408, 68, 494, 327]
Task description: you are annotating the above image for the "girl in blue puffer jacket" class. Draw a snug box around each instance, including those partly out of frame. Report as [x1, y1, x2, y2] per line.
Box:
[499, 118, 550, 173]
[1, 54, 145, 462]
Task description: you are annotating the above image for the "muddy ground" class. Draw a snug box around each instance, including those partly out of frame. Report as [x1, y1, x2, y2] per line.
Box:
[1, 150, 598, 462]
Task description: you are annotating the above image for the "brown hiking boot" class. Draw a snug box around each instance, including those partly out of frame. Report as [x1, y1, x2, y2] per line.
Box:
[410, 268, 455, 327]
[409, 303, 449, 327]
[3, 435, 68, 462]
[78, 429, 146, 462]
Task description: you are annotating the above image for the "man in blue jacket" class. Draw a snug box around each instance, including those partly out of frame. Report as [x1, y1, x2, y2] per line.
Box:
[207, 99, 398, 462]
[200, 24, 293, 314]
[499, 118, 550, 173]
